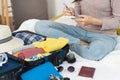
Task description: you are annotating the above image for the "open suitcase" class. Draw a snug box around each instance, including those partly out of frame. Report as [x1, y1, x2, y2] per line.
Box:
[12, 30, 70, 68]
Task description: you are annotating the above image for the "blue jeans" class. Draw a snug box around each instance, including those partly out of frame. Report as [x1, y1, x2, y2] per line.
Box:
[35, 20, 117, 61]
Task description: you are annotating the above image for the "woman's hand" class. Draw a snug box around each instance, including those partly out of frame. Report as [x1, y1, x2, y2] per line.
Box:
[63, 7, 75, 16]
[72, 15, 103, 27]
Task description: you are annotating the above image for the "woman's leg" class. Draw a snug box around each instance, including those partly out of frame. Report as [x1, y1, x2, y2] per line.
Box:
[35, 20, 87, 44]
[34, 20, 117, 61]
[71, 32, 117, 61]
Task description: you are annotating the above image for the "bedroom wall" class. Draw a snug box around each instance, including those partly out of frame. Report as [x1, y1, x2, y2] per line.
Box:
[0, 0, 12, 24]
[0, 1, 1, 15]
[47, 0, 74, 19]
[0, 0, 74, 19]
[0, 0, 12, 15]
[0, 0, 13, 26]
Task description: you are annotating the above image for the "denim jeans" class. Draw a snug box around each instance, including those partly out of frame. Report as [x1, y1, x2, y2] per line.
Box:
[35, 20, 117, 61]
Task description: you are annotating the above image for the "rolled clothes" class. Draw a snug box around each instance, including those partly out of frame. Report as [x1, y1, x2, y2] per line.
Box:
[12, 44, 35, 53]
[18, 48, 46, 59]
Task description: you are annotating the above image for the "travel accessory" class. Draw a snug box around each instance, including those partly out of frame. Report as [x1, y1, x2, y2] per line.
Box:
[21, 62, 63, 80]
[78, 66, 96, 78]
[57, 66, 75, 72]
[0, 25, 24, 53]
[12, 30, 46, 45]
[0, 52, 23, 80]
[0, 53, 8, 66]
[65, 53, 76, 63]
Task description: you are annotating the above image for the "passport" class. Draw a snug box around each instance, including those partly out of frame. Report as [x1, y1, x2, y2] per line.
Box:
[78, 66, 96, 78]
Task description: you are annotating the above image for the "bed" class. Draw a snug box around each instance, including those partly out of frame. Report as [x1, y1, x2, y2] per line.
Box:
[16, 16, 120, 80]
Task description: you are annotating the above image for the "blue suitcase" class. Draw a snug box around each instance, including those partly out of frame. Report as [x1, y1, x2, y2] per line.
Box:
[0, 53, 23, 80]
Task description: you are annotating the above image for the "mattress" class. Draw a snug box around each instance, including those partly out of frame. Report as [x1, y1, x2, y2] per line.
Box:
[17, 16, 120, 80]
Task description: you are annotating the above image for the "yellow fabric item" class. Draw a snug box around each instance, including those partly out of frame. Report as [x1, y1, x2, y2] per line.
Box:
[33, 37, 69, 52]
[13, 51, 21, 57]
[116, 28, 120, 35]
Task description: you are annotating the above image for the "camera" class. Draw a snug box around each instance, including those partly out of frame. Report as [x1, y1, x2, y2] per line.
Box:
[65, 53, 76, 63]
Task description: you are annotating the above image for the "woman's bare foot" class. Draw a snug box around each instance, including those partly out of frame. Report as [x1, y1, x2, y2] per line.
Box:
[80, 40, 89, 46]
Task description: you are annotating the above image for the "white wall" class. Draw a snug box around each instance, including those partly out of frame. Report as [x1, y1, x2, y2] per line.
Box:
[0, 0, 74, 18]
[0, 1, 1, 14]
[0, 0, 12, 15]
[47, 0, 74, 18]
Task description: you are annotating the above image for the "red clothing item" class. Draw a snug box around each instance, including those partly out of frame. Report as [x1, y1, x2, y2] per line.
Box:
[18, 48, 46, 59]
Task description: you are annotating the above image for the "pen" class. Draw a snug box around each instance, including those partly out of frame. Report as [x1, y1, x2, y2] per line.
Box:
[63, 3, 69, 8]
[63, 3, 72, 15]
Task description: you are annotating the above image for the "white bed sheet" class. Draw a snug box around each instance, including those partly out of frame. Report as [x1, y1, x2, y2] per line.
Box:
[17, 16, 120, 80]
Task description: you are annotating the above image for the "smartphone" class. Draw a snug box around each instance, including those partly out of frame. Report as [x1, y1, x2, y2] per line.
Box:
[71, 16, 84, 19]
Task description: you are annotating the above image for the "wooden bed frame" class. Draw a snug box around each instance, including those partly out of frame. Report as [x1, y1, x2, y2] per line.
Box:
[1, 0, 12, 26]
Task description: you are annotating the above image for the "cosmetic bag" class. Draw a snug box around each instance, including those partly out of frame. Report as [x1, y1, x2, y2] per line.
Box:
[12, 30, 70, 67]
[0, 52, 23, 80]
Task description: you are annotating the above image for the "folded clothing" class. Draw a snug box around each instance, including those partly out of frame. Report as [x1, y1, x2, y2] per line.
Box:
[33, 37, 69, 52]
[18, 48, 46, 59]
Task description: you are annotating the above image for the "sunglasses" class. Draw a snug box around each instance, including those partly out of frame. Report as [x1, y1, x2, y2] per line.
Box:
[57, 66, 75, 72]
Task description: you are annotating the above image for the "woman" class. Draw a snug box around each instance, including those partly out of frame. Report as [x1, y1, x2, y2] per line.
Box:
[34, 0, 120, 61]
